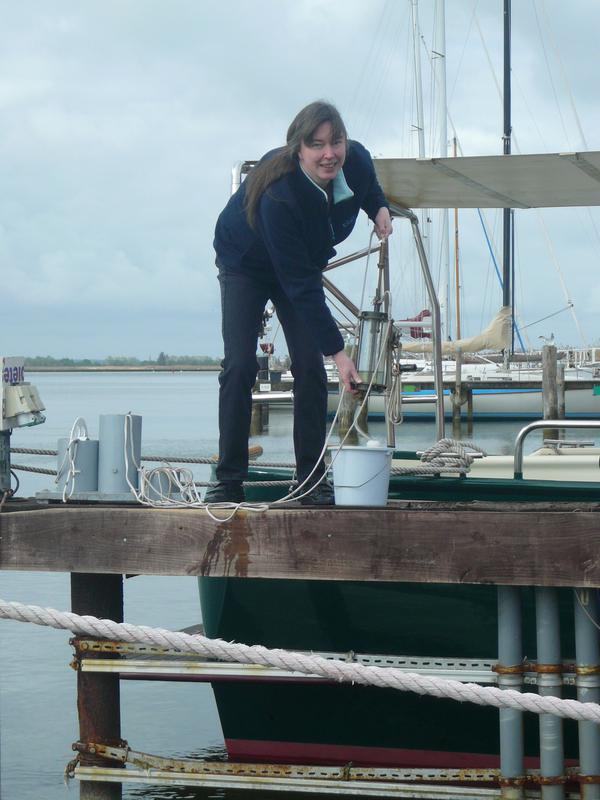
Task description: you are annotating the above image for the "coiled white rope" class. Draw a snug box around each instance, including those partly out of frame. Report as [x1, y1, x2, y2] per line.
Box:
[422, 438, 487, 464]
[55, 417, 90, 502]
[1, 598, 599, 724]
[125, 313, 394, 521]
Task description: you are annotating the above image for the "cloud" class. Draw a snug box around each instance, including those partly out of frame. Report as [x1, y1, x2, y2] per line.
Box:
[1, 0, 599, 357]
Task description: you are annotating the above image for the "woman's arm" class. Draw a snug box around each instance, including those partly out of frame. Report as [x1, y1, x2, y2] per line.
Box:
[374, 206, 393, 240]
[257, 196, 345, 357]
[333, 349, 361, 394]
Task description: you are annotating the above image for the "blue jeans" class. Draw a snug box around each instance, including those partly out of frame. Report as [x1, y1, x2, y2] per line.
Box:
[216, 266, 328, 484]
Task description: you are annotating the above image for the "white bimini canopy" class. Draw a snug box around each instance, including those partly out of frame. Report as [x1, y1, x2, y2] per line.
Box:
[374, 151, 600, 209]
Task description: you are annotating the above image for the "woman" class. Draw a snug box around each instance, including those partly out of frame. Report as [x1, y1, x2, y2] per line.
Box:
[207, 100, 392, 505]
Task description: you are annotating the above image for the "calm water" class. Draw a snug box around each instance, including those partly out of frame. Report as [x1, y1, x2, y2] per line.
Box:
[1, 372, 592, 799]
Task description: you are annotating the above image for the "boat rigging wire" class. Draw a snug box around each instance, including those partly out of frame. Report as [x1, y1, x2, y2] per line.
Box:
[448, 0, 480, 105]
[520, 304, 574, 331]
[348, 0, 395, 125]
[325, 294, 358, 329]
[537, 0, 600, 274]
[471, 4, 590, 348]
[532, 0, 572, 150]
[539, 0, 587, 151]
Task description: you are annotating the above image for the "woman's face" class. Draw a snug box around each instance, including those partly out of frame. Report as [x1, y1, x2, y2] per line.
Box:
[298, 121, 346, 188]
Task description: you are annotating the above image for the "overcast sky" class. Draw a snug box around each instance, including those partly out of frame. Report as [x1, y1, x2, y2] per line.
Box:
[2, 0, 599, 359]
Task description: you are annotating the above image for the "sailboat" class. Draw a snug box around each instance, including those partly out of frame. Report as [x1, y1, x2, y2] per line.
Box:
[200, 3, 600, 783]
[201, 142, 600, 779]
[253, 1, 600, 422]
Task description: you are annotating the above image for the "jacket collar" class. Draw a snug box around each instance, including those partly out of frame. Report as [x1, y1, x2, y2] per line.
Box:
[299, 164, 355, 204]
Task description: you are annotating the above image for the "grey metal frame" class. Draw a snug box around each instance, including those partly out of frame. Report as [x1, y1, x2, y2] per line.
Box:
[389, 203, 445, 441]
[513, 419, 600, 478]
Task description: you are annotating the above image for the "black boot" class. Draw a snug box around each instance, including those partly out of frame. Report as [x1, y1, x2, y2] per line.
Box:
[204, 481, 245, 503]
[299, 478, 335, 506]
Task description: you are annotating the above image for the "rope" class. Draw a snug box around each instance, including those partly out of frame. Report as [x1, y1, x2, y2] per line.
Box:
[9, 468, 294, 488]
[11, 464, 57, 476]
[55, 417, 90, 502]
[11, 448, 58, 457]
[10, 449, 297, 470]
[11, 453, 477, 482]
[390, 464, 466, 476]
[2, 598, 600, 724]
[142, 454, 216, 464]
[11, 438, 482, 484]
[195, 480, 297, 489]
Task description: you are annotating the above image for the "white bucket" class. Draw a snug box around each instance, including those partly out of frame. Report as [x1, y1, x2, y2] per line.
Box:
[331, 444, 393, 507]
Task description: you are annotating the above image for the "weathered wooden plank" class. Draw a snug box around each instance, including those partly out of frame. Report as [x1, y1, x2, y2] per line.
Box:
[1, 504, 600, 587]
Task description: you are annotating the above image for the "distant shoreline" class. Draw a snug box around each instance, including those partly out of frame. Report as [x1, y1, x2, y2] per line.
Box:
[26, 365, 222, 373]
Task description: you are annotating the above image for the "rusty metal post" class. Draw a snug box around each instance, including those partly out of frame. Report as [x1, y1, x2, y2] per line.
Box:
[535, 587, 565, 799]
[498, 586, 525, 799]
[574, 588, 600, 799]
[71, 573, 124, 800]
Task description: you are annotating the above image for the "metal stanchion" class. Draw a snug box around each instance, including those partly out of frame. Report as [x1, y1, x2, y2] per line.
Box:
[498, 586, 525, 799]
[574, 588, 600, 799]
[535, 588, 565, 799]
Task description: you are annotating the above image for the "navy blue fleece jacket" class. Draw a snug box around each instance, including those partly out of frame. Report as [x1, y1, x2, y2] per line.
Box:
[213, 140, 388, 356]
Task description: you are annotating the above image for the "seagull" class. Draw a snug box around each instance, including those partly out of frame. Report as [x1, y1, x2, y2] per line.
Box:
[538, 333, 555, 344]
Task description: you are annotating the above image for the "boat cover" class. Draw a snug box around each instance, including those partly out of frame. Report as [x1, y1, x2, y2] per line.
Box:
[401, 306, 511, 354]
[374, 151, 600, 209]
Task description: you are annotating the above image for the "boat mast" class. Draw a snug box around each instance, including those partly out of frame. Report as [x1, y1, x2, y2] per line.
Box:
[453, 136, 461, 340]
[410, 0, 431, 264]
[502, 0, 512, 354]
[433, 0, 450, 340]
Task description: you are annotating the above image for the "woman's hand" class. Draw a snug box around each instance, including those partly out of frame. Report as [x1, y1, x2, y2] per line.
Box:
[374, 207, 393, 240]
[333, 350, 361, 394]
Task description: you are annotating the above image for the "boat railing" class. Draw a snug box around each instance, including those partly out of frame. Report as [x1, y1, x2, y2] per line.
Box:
[389, 203, 445, 441]
[513, 419, 600, 478]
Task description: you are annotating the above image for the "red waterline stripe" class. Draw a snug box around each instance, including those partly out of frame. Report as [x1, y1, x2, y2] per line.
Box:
[225, 738, 544, 769]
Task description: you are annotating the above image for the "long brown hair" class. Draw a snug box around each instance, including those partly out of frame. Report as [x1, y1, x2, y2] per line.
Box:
[244, 100, 348, 228]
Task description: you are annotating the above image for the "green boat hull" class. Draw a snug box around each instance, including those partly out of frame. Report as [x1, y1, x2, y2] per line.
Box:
[199, 576, 582, 767]
[198, 464, 595, 769]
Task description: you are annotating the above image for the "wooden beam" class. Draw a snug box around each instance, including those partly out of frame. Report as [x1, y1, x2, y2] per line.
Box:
[1, 504, 600, 587]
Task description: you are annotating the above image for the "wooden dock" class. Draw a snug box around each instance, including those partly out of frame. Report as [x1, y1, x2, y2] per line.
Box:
[2, 499, 600, 799]
[2, 501, 600, 586]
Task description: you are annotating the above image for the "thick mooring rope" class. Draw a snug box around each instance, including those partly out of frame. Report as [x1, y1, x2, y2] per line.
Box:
[11, 439, 481, 480]
[1, 598, 599, 723]
[11, 463, 57, 476]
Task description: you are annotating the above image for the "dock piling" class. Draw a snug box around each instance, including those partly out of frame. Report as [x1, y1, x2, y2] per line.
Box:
[542, 345, 560, 440]
[250, 400, 269, 435]
[0, 430, 11, 492]
[337, 379, 359, 445]
[557, 364, 566, 421]
[71, 573, 124, 800]
[451, 349, 463, 436]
